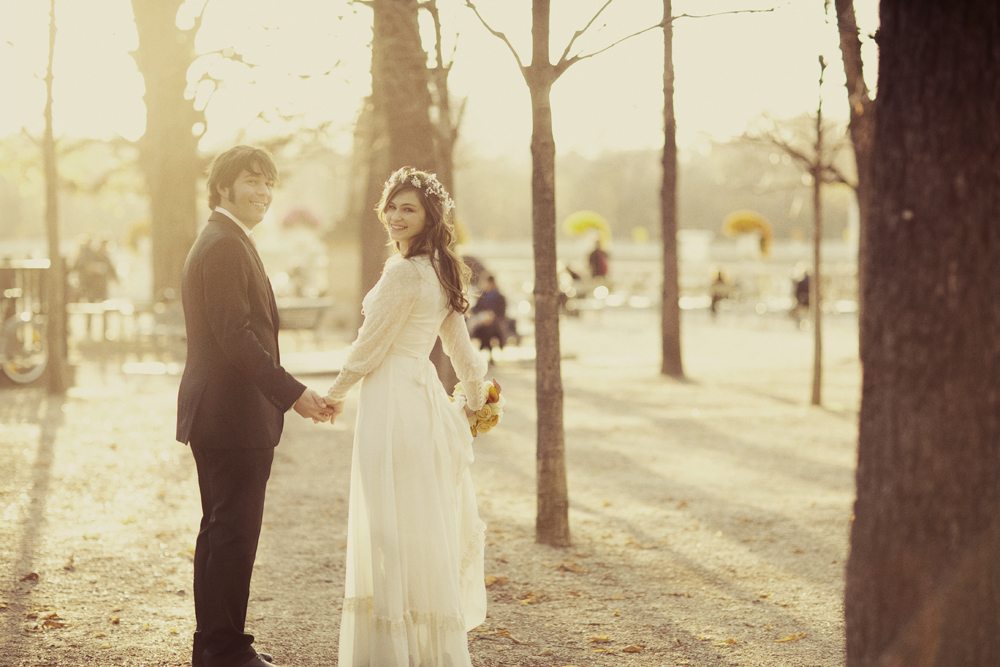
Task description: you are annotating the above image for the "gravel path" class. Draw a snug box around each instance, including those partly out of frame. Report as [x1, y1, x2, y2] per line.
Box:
[0, 309, 858, 666]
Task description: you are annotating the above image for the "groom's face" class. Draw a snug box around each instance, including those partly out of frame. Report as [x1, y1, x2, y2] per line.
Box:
[220, 167, 274, 227]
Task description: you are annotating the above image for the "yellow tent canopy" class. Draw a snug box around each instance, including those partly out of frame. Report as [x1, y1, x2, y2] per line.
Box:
[563, 210, 611, 243]
[722, 209, 773, 257]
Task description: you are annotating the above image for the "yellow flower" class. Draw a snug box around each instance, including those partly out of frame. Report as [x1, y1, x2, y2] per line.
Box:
[477, 414, 500, 433]
[475, 406, 493, 420]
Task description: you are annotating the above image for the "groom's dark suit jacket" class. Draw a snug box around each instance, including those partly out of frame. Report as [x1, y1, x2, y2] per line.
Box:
[176, 211, 305, 449]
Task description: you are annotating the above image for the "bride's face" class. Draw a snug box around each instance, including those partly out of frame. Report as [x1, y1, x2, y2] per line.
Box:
[384, 188, 427, 250]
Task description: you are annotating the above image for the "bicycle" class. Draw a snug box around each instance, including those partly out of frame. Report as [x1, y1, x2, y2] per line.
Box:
[1, 286, 48, 385]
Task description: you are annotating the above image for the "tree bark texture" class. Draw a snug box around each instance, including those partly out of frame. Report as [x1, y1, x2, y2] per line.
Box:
[528, 0, 570, 548]
[834, 0, 874, 317]
[44, 0, 68, 394]
[845, 3, 1000, 664]
[130, 0, 200, 302]
[660, 0, 683, 378]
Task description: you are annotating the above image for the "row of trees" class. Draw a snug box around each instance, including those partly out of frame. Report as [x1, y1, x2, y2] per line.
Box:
[33, 1, 1000, 660]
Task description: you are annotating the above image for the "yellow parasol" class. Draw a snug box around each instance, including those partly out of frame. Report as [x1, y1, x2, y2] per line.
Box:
[563, 210, 611, 243]
[722, 209, 773, 257]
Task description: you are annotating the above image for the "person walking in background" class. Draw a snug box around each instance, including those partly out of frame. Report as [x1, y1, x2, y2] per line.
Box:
[470, 274, 510, 363]
[587, 238, 610, 281]
[709, 270, 730, 320]
[791, 270, 811, 328]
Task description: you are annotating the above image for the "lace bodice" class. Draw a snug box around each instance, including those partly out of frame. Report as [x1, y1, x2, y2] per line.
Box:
[325, 254, 487, 409]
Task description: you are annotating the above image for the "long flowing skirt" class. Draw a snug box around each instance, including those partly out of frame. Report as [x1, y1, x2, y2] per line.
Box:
[337, 354, 486, 667]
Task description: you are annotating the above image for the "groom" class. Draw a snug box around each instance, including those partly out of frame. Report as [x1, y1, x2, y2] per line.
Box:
[176, 145, 335, 667]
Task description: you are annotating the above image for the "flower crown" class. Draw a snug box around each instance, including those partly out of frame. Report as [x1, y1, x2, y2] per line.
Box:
[384, 167, 455, 216]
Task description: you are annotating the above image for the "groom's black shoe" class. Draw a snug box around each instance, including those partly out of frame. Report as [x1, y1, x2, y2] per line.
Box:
[237, 655, 277, 667]
[193, 651, 273, 667]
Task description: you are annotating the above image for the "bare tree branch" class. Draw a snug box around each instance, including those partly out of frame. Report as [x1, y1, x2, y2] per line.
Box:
[554, 3, 782, 79]
[464, 0, 525, 72]
[671, 4, 784, 24]
[823, 161, 857, 189]
[555, 21, 661, 77]
[744, 131, 815, 171]
[556, 0, 615, 66]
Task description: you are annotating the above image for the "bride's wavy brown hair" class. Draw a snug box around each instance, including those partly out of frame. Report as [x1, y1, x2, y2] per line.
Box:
[376, 167, 471, 314]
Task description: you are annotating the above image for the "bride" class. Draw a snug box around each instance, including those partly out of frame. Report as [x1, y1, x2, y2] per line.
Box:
[324, 167, 491, 666]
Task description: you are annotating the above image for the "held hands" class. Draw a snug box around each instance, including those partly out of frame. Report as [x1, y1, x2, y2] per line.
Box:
[293, 388, 338, 423]
[321, 394, 344, 425]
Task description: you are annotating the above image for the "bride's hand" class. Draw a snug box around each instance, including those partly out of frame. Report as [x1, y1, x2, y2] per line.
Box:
[322, 396, 345, 424]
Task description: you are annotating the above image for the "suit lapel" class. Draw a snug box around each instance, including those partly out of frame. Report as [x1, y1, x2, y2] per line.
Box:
[209, 212, 280, 331]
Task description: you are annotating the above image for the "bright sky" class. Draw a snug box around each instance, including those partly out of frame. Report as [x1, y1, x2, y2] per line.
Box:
[1, 0, 879, 158]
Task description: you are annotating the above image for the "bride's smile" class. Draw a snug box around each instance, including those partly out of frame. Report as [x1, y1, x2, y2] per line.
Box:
[384, 189, 427, 252]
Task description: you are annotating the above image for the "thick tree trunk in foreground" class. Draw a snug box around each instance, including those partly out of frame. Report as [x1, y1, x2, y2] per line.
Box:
[845, 3, 1000, 664]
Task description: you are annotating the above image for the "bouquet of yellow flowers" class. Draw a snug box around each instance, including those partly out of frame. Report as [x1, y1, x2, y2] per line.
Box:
[452, 379, 505, 437]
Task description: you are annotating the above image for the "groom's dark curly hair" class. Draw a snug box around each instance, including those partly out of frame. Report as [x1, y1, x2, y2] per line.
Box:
[206, 145, 278, 210]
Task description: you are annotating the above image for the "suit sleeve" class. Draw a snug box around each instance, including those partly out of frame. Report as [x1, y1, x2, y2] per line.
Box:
[200, 237, 305, 411]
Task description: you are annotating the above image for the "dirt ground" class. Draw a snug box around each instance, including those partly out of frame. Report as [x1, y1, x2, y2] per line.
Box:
[0, 308, 859, 666]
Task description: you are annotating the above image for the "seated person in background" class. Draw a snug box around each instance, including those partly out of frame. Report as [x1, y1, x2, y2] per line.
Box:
[469, 274, 509, 361]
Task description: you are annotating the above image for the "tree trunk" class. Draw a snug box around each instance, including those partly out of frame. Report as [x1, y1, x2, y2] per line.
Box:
[43, 0, 68, 394]
[369, 0, 458, 390]
[130, 0, 201, 303]
[810, 163, 823, 406]
[833, 0, 874, 317]
[528, 0, 570, 548]
[660, 0, 683, 378]
[845, 3, 1000, 664]
[810, 58, 825, 407]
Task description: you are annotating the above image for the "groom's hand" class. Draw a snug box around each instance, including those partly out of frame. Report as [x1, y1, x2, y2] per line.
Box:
[293, 388, 334, 422]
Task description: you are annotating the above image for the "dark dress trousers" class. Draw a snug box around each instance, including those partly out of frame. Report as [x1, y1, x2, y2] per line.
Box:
[176, 211, 305, 667]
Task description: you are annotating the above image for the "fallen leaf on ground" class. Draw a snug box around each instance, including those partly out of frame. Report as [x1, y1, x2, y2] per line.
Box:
[589, 635, 611, 644]
[516, 591, 545, 605]
[484, 575, 508, 588]
[776, 632, 807, 643]
[110, 617, 120, 625]
[625, 538, 652, 549]
[622, 645, 644, 653]
[557, 561, 586, 574]
[19, 572, 39, 582]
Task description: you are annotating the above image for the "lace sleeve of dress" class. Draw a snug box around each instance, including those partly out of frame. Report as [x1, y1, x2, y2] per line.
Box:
[325, 258, 421, 403]
[440, 308, 488, 411]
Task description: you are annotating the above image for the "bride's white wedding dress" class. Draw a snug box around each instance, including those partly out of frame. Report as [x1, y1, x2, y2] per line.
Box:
[325, 254, 488, 667]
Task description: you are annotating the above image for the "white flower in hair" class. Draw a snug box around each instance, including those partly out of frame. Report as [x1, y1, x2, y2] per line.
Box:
[386, 167, 455, 215]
